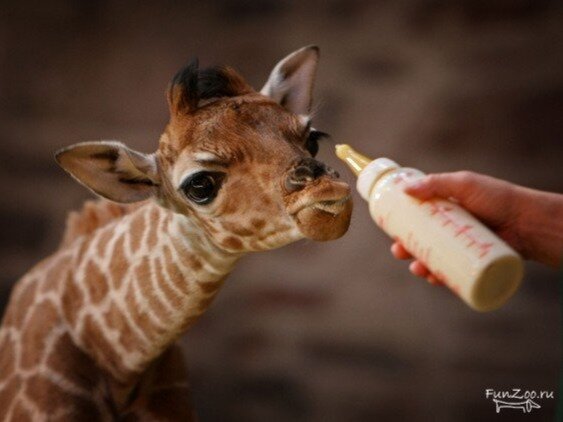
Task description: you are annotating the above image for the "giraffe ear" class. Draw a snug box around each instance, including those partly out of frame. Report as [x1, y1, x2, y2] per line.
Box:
[55, 141, 159, 203]
[260, 45, 319, 115]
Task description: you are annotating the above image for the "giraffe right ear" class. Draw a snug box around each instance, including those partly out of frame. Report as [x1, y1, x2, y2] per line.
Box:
[260, 45, 319, 115]
[55, 141, 159, 203]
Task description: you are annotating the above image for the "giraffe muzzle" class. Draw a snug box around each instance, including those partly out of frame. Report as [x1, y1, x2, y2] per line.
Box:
[286, 176, 353, 241]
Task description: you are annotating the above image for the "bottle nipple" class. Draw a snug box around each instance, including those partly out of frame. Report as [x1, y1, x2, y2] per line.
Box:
[335, 144, 373, 176]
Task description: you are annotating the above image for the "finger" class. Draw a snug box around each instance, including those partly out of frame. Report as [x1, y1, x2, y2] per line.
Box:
[404, 172, 473, 201]
[391, 242, 412, 260]
[409, 261, 430, 278]
[403, 177, 437, 200]
[427, 275, 445, 286]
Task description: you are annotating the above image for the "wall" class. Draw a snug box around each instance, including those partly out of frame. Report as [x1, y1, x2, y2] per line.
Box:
[1, 1, 561, 420]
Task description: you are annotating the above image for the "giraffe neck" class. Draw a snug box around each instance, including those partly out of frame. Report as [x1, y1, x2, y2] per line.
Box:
[62, 201, 242, 384]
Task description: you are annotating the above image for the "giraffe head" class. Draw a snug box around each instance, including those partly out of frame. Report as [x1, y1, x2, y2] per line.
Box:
[56, 46, 352, 252]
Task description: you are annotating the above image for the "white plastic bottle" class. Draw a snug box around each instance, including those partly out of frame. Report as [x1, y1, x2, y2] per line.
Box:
[335, 144, 524, 312]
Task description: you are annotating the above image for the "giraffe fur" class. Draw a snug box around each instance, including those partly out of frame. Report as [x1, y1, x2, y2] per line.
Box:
[0, 46, 352, 421]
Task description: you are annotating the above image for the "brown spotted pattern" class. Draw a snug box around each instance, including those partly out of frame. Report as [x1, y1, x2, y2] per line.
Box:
[0, 202, 236, 420]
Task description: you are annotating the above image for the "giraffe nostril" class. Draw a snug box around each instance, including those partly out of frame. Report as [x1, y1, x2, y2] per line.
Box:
[285, 166, 313, 193]
[326, 166, 339, 179]
[285, 158, 339, 193]
[294, 166, 315, 182]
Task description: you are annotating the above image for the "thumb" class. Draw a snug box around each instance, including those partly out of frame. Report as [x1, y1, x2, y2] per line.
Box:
[404, 173, 463, 201]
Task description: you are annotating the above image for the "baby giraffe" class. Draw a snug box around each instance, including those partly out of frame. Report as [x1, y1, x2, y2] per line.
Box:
[0, 46, 352, 420]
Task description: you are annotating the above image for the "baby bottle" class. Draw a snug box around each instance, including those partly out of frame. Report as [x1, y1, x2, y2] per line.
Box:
[335, 144, 523, 312]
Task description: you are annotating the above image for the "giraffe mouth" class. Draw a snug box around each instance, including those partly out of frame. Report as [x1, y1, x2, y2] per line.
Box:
[286, 179, 353, 241]
[304, 196, 351, 216]
[286, 179, 352, 216]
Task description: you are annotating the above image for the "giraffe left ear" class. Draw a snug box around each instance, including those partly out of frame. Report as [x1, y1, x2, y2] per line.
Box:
[260, 45, 319, 115]
[55, 141, 159, 203]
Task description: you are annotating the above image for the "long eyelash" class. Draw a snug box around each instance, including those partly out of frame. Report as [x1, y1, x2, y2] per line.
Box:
[308, 130, 330, 142]
[304, 130, 330, 157]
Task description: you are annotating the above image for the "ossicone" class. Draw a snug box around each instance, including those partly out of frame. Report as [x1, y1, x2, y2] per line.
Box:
[167, 58, 253, 115]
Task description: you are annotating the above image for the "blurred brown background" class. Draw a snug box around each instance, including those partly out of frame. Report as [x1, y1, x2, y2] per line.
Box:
[1, 1, 562, 421]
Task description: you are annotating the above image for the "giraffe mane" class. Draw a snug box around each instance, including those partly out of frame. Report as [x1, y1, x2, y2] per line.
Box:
[58, 199, 146, 249]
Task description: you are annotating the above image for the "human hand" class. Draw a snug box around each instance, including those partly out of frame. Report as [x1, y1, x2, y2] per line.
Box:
[389, 171, 550, 284]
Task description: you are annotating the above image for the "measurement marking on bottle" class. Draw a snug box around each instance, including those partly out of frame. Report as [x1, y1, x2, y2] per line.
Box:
[423, 202, 493, 260]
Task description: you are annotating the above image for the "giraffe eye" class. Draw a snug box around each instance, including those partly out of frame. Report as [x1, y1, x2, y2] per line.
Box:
[181, 171, 225, 205]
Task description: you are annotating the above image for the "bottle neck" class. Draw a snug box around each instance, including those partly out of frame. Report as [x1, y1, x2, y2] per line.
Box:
[356, 159, 400, 200]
